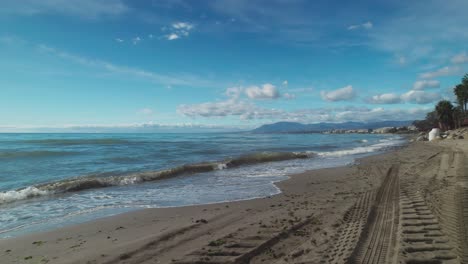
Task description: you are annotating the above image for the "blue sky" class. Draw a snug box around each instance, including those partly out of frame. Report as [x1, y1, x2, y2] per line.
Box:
[1, 0, 468, 132]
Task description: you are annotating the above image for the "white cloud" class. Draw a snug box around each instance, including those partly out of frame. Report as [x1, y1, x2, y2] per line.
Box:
[367, 93, 401, 104]
[412, 80, 440, 90]
[451, 52, 468, 64]
[1, 0, 128, 19]
[328, 107, 429, 123]
[419, 66, 462, 79]
[132, 37, 141, 45]
[282, 80, 288, 86]
[321, 85, 356, 102]
[178, 86, 282, 120]
[37, 44, 212, 87]
[151, 1, 468, 52]
[400, 90, 441, 104]
[115, 38, 124, 43]
[226, 84, 292, 100]
[164, 22, 194, 40]
[172, 22, 194, 31]
[363, 22, 373, 29]
[225, 87, 243, 99]
[166, 33, 180, 40]
[178, 85, 428, 122]
[177, 99, 279, 120]
[245, 83, 280, 99]
[178, 99, 429, 123]
[368, 1, 468, 61]
[369, 88, 442, 105]
[348, 21, 373, 30]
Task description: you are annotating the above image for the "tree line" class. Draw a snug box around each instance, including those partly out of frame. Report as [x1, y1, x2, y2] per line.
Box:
[413, 74, 468, 131]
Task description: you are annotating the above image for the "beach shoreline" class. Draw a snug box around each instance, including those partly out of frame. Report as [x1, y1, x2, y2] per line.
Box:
[1, 139, 466, 263]
[0, 133, 406, 240]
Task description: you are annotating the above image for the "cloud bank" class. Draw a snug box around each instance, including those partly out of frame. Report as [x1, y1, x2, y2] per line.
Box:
[452, 52, 468, 64]
[367, 93, 401, 104]
[321, 85, 356, 102]
[419, 66, 462, 79]
[412, 80, 440, 90]
[245, 84, 280, 99]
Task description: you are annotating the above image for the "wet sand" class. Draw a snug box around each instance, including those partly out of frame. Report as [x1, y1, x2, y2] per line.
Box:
[1, 139, 467, 264]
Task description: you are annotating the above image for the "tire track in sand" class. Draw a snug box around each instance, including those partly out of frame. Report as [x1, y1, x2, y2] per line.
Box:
[397, 148, 464, 264]
[347, 164, 400, 264]
[436, 149, 468, 263]
[399, 186, 458, 264]
[320, 190, 375, 264]
[173, 214, 322, 264]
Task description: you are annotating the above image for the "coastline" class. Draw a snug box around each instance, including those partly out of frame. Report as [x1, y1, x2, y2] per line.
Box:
[3, 138, 467, 263]
[0, 133, 405, 240]
[0, 141, 420, 264]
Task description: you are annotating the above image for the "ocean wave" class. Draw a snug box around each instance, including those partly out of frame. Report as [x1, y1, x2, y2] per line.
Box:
[355, 139, 368, 143]
[0, 187, 49, 204]
[318, 138, 402, 157]
[225, 152, 309, 168]
[0, 150, 77, 159]
[0, 137, 404, 205]
[0, 152, 310, 205]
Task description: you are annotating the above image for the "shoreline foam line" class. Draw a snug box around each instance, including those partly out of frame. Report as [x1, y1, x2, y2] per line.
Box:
[0, 138, 404, 205]
[0, 152, 310, 205]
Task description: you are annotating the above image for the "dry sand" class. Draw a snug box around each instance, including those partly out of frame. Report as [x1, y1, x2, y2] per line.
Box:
[1, 139, 468, 264]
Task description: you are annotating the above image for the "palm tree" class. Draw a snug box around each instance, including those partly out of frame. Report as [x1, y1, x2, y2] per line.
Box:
[454, 84, 467, 112]
[435, 100, 454, 131]
[463, 73, 468, 87]
[461, 74, 468, 111]
[453, 106, 463, 129]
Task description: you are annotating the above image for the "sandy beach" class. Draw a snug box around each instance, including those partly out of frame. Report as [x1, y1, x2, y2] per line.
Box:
[1, 139, 468, 264]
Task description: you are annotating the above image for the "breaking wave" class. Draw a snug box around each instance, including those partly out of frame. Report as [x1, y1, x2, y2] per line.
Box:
[0, 187, 49, 204]
[0, 152, 310, 205]
[317, 137, 403, 157]
[0, 137, 403, 206]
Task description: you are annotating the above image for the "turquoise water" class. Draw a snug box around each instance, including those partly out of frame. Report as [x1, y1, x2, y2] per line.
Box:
[0, 133, 405, 238]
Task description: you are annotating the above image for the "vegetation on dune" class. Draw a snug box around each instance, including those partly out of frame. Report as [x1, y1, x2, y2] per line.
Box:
[413, 73, 468, 131]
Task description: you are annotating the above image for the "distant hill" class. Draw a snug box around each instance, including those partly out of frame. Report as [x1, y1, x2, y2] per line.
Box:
[251, 121, 414, 133]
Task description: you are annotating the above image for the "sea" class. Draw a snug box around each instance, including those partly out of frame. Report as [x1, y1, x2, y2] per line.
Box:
[0, 132, 406, 238]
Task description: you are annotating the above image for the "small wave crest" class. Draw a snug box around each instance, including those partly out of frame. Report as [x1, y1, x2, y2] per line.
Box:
[0, 136, 405, 206]
[225, 152, 309, 168]
[0, 187, 49, 204]
[318, 138, 402, 157]
[0, 151, 310, 205]
[1, 137, 404, 205]
[355, 139, 368, 143]
[217, 163, 228, 170]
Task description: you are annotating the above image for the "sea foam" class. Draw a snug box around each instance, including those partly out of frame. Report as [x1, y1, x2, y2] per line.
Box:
[0, 152, 310, 205]
[317, 138, 402, 157]
[0, 187, 49, 204]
